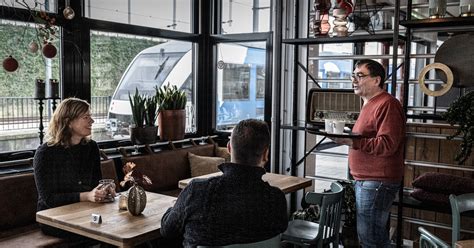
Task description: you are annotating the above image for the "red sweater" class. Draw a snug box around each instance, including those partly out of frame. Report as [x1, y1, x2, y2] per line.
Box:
[350, 91, 406, 182]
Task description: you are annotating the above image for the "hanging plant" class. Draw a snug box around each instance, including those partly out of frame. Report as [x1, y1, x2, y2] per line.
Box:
[34, 11, 58, 45]
[15, 1, 59, 59]
[443, 91, 474, 164]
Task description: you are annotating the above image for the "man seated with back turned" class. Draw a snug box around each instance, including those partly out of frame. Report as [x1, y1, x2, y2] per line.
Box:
[160, 119, 288, 247]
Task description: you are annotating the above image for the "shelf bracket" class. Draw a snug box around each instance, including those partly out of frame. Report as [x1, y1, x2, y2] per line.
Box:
[293, 136, 327, 168]
[297, 61, 321, 88]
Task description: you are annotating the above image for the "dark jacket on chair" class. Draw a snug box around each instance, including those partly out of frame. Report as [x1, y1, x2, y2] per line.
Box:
[160, 163, 288, 248]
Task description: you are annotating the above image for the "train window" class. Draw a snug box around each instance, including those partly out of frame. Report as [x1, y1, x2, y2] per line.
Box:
[222, 64, 250, 100]
[216, 42, 266, 131]
[256, 65, 265, 99]
[114, 52, 185, 100]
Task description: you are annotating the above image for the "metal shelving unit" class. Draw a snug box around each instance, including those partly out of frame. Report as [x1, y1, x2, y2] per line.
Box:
[277, 2, 406, 246]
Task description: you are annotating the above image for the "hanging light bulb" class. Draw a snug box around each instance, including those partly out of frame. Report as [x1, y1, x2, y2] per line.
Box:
[63, 0, 75, 20]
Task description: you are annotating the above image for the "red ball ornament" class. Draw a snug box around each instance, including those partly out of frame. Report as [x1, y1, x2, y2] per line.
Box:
[3, 56, 19, 72]
[42, 43, 57, 58]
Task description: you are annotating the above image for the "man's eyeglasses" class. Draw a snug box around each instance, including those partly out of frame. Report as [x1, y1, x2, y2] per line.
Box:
[351, 73, 370, 81]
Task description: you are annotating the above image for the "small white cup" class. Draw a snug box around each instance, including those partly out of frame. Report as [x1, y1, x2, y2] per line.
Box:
[325, 119, 335, 133]
[331, 120, 345, 134]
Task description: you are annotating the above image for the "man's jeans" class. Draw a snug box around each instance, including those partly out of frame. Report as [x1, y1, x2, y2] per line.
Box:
[355, 180, 400, 248]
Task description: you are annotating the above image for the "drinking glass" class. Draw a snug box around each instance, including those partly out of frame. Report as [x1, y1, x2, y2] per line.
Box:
[99, 179, 116, 202]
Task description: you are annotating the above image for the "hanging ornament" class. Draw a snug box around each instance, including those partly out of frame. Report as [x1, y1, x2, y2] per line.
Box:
[63, 0, 75, 20]
[28, 40, 39, 53]
[3, 55, 19, 72]
[42, 43, 57, 58]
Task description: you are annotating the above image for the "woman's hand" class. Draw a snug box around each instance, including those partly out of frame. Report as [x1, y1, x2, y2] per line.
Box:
[80, 184, 109, 202]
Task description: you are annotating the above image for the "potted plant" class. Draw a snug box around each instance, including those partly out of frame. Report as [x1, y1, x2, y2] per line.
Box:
[129, 88, 158, 144]
[155, 83, 187, 141]
[443, 91, 474, 165]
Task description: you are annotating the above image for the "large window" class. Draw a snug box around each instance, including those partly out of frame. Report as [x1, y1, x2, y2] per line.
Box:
[0, 0, 57, 12]
[216, 42, 266, 131]
[90, 32, 196, 141]
[220, 0, 271, 34]
[0, 19, 60, 153]
[85, 0, 192, 32]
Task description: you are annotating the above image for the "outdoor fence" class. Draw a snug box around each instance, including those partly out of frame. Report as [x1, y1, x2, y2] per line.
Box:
[0, 96, 110, 132]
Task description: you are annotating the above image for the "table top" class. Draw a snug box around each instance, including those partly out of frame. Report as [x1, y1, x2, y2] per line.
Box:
[178, 172, 312, 194]
[456, 239, 474, 248]
[36, 192, 176, 248]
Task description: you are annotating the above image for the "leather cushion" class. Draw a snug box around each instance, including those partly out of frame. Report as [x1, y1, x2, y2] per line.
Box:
[188, 152, 224, 177]
[121, 144, 215, 192]
[215, 146, 231, 162]
[412, 172, 474, 195]
[0, 227, 67, 247]
[0, 173, 37, 231]
[410, 188, 450, 206]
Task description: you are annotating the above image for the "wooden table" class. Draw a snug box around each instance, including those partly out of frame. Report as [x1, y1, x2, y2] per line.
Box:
[178, 172, 312, 194]
[456, 240, 474, 248]
[36, 192, 176, 248]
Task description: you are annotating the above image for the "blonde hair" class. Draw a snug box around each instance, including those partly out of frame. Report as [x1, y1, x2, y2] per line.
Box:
[47, 97, 91, 147]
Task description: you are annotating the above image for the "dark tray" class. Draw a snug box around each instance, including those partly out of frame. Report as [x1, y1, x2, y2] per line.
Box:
[306, 128, 362, 138]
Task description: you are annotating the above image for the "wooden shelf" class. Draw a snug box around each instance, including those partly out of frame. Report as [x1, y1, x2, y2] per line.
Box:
[282, 34, 405, 45]
[400, 16, 474, 29]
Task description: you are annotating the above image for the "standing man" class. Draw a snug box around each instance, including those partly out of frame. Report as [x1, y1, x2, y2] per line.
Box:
[332, 59, 406, 247]
[160, 119, 288, 247]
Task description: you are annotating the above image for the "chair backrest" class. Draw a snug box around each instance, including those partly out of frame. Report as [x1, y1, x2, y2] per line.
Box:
[99, 150, 121, 191]
[197, 234, 281, 248]
[449, 193, 474, 246]
[305, 182, 344, 247]
[418, 227, 449, 248]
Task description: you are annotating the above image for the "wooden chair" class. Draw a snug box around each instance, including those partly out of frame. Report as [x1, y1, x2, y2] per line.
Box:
[417, 193, 474, 248]
[282, 182, 344, 247]
[197, 234, 281, 248]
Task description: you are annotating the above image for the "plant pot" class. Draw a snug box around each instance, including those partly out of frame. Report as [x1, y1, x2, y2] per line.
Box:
[158, 109, 185, 141]
[130, 126, 157, 145]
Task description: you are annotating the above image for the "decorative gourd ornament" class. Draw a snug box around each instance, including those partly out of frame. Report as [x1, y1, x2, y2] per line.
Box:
[127, 184, 147, 215]
[3, 56, 19, 72]
[119, 162, 152, 215]
[42, 43, 57, 58]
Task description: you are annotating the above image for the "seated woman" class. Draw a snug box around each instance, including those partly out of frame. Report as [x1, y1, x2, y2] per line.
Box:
[33, 97, 115, 240]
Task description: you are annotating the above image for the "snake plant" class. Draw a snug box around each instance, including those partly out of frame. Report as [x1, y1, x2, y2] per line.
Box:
[155, 83, 187, 111]
[129, 88, 146, 128]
